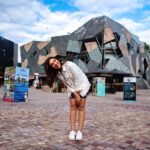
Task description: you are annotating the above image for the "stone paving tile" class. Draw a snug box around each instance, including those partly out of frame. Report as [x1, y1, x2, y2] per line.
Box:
[0, 87, 150, 150]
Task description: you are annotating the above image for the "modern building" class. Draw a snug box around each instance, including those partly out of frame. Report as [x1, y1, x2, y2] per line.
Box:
[0, 36, 18, 67]
[0, 36, 18, 85]
[21, 16, 150, 89]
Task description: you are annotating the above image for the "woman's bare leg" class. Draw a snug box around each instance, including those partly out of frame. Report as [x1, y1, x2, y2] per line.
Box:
[70, 98, 77, 131]
[78, 99, 86, 131]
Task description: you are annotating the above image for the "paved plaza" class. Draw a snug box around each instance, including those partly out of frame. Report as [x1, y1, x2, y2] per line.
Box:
[0, 87, 150, 150]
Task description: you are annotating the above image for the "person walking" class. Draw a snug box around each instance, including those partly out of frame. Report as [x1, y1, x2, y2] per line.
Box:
[44, 57, 91, 140]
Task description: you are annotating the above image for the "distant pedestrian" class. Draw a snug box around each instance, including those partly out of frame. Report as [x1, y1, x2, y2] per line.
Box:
[44, 57, 91, 140]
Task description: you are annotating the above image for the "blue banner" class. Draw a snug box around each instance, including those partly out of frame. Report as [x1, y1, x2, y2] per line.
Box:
[14, 67, 29, 102]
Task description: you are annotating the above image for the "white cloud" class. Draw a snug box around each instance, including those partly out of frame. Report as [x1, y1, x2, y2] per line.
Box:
[137, 29, 150, 44]
[0, 0, 149, 46]
[117, 18, 150, 44]
[69, 0, 144, 15]
[1, 1, 68, 42]
[117, 18, 143, 32]
[0, 0, 97, 45]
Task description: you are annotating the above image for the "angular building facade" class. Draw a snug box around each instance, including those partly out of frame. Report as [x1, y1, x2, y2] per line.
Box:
[21, 16, 150, 89]
[21, 41, 49, 74]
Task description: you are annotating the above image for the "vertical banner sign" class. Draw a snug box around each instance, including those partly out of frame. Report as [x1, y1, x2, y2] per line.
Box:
[3, 67, 29, 102]
[123, 77, 136, 101]
[14, 67, 29, 102]
[96, 77, 105, 96]
[3, 67, 15, 102]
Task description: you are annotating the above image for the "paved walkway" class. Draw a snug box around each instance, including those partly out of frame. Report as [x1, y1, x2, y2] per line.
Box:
[0, 88, 150, 150]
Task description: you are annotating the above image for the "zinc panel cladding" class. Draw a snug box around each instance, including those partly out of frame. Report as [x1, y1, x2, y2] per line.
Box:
[119, 57, 130, 69]
[107, 17, 123, 35]
[38, 55, 48, 65]
[105, 54, 116, 60]
[123, 28, 132, 43]
[105, 57, 130, 73]
[103, 27, 115, 44]
[138, 53, 143, 73]
[118, 34, 129, 57]
[49, 47, 58, 57]
[86, 59, 100, 72]
[22, 59, 28, 68]
[27, 41, 41, 57]
[21, 43, 31, 67]
[87, 48, 102, 64]
[129, 55, 135, 75]
[85, 42, 102, 64]
[20, 44, 30, 61]
[131, 34, 140, 45]
[43, 41, 52, 54]
[130, 38, 139, 53]
[21, 41, 46, 74]
[38, 45, 48, 56]
[21, 42, 32, 63]
[44, 42, 60, 58]
[83, 18, 104, 39]
[136, 54, 140, 74]
[70, 25, 87, 40]
[67, 40, 82, 53]
[23, 41, 32, 52]
[21, 41, 37, 61]
[73, 59, 89, 73]
[104, 42, 117, 49]
[37, 41, 49, 50]
[130, 47, 135, 55]
[71, 16, 104, 40]
[85, 41, 98, 51]
[28, 51, 39, 74]
[140, 42, 145, 53]
[131, 54, 137, 74]
[50, 35, 69, 56]
[37, 46, 50, 65]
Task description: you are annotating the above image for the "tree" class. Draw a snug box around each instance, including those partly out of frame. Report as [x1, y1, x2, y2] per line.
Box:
[144, 42, 150, 51]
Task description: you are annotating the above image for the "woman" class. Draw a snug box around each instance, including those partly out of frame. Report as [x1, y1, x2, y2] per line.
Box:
[44, 57, 91, 140]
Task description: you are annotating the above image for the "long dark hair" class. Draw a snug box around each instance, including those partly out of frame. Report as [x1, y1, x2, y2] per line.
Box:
[44, 57, 64, 87]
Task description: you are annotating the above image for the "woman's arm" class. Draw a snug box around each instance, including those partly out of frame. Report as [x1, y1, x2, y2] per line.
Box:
[72, 91, 81, 105]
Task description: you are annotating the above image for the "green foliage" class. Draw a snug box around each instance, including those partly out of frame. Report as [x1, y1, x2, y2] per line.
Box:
[144, 42, 150, 51]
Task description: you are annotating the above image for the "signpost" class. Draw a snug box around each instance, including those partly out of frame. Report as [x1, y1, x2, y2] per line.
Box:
[123, 77, 136, 101]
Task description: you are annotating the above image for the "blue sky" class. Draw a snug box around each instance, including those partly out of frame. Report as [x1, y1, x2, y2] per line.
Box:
[0, 0, 150, 45]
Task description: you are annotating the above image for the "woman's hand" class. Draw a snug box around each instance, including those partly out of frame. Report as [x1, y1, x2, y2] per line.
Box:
[72, 92, 81, 106]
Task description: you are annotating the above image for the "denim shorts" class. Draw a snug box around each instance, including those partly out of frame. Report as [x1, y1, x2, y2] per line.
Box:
[69, 92, 89, 100]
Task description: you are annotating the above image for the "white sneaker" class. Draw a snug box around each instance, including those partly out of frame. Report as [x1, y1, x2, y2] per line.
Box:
[76, 131, 83, 140]
[68, 130, 76, 140]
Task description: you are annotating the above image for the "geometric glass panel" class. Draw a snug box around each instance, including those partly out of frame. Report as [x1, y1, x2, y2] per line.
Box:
[67, 40, 82, 53]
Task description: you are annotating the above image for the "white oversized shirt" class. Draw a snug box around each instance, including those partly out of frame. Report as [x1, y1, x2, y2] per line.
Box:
[57, 61, 91, 97]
